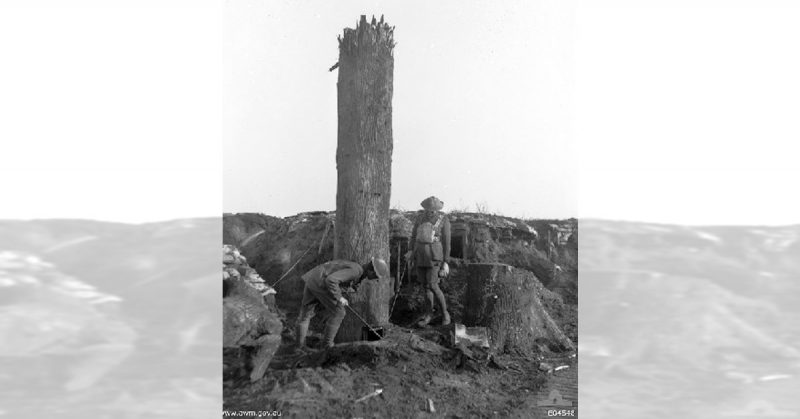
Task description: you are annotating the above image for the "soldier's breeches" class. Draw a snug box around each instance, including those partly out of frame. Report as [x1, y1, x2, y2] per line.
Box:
[323, 305, 346, 347]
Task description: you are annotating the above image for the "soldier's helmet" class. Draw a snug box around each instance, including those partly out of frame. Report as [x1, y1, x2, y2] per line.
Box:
[420, 196, 444, 211]
[370, 257, 390, 279]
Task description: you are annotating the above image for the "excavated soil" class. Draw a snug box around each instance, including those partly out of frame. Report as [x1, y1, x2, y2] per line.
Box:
[223, 324, 578, 418]
[223, 212, 579, 418]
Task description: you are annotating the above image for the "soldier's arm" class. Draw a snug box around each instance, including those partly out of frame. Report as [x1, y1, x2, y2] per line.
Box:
[442, 215, 451, 263]
[324, 267, 362, 301]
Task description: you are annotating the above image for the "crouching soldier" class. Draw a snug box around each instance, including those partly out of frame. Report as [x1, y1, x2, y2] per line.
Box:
[294, 257, 389, 352]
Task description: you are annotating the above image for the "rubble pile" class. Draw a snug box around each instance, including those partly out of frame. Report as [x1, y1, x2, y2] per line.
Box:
[224, 212, 578, 339]
[223, 245, 274, 296]
[223, 245, 283, 383]
[223, 212, 579, 417]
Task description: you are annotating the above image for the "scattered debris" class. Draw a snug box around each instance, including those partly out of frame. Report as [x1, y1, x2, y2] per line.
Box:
[355, 388, 383, 403]
[426, 398, 436, 413]
[451, 323, 490, 348]
[223, 211, 578, 417]
[223, 245, 283, 382]
[487, 354, 504, 368]
[223, 245, 275, 296]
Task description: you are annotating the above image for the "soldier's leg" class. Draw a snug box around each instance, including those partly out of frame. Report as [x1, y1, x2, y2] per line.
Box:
[429, 271, 450, 325]
[295, 287, 317, 350]
[417, 266, 435, 326]
[322, 304, 346, 348]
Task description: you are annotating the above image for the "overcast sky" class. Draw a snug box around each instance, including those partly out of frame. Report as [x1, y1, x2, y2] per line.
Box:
[224, 0, 577, 219]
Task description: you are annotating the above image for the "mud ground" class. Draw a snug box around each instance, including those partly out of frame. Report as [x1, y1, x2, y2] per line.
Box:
[224, 324, 577, 419]
[223, 212, 579, 418]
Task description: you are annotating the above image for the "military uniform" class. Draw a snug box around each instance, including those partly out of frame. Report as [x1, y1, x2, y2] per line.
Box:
[410, 196, 452, 326]
[412, 210, 451, 288]
[296, 260, 364, 348]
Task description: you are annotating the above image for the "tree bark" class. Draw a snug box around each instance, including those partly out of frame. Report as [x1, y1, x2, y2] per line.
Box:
[464, 263, 575, 354]
[334, 15, 395, 342]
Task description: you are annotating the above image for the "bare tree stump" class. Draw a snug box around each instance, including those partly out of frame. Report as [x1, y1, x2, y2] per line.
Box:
[464, 263, 575, 354]
[334, 15, 396, 341]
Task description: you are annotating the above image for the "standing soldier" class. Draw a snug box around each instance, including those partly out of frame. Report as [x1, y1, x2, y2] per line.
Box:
[410, 196, 451, 326]
[294, 257, 389, 352]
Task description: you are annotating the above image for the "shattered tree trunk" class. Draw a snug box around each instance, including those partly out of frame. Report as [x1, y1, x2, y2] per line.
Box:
[334, 15, 395, 342]
[464, 263, 575, 354]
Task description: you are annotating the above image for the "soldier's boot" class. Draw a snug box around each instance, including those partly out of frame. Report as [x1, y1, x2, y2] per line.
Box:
[442, 310, 451, 326]
[294, 319, 311, 353]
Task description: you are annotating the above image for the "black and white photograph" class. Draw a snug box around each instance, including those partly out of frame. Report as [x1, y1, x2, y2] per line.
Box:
[223, 1, 578, 417]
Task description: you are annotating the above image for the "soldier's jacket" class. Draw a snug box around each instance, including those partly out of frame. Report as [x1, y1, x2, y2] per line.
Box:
[301, 260, 363, 303]
[411, 211, 451, 267]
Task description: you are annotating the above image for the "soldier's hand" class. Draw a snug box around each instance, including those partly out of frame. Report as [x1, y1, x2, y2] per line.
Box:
[338, 296, 349, 307]
[439, 262, 450, 278]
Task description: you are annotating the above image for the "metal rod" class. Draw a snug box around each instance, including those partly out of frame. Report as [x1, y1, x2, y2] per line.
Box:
[389, 242, 407, 317]
[345, 304, 384, 340]
[395, 241, 401, 292]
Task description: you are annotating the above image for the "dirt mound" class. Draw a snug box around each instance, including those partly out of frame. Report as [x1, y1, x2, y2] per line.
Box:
[224, 213, 335, 320]
[224, 325, 558, 418]
[224, 211, 577, 326]
[223, 211, 578, 417]
[223, 245, 285, 383]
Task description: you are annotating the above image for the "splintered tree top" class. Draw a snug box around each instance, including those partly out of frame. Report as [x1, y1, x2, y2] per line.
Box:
[338, 15, 395, 56]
